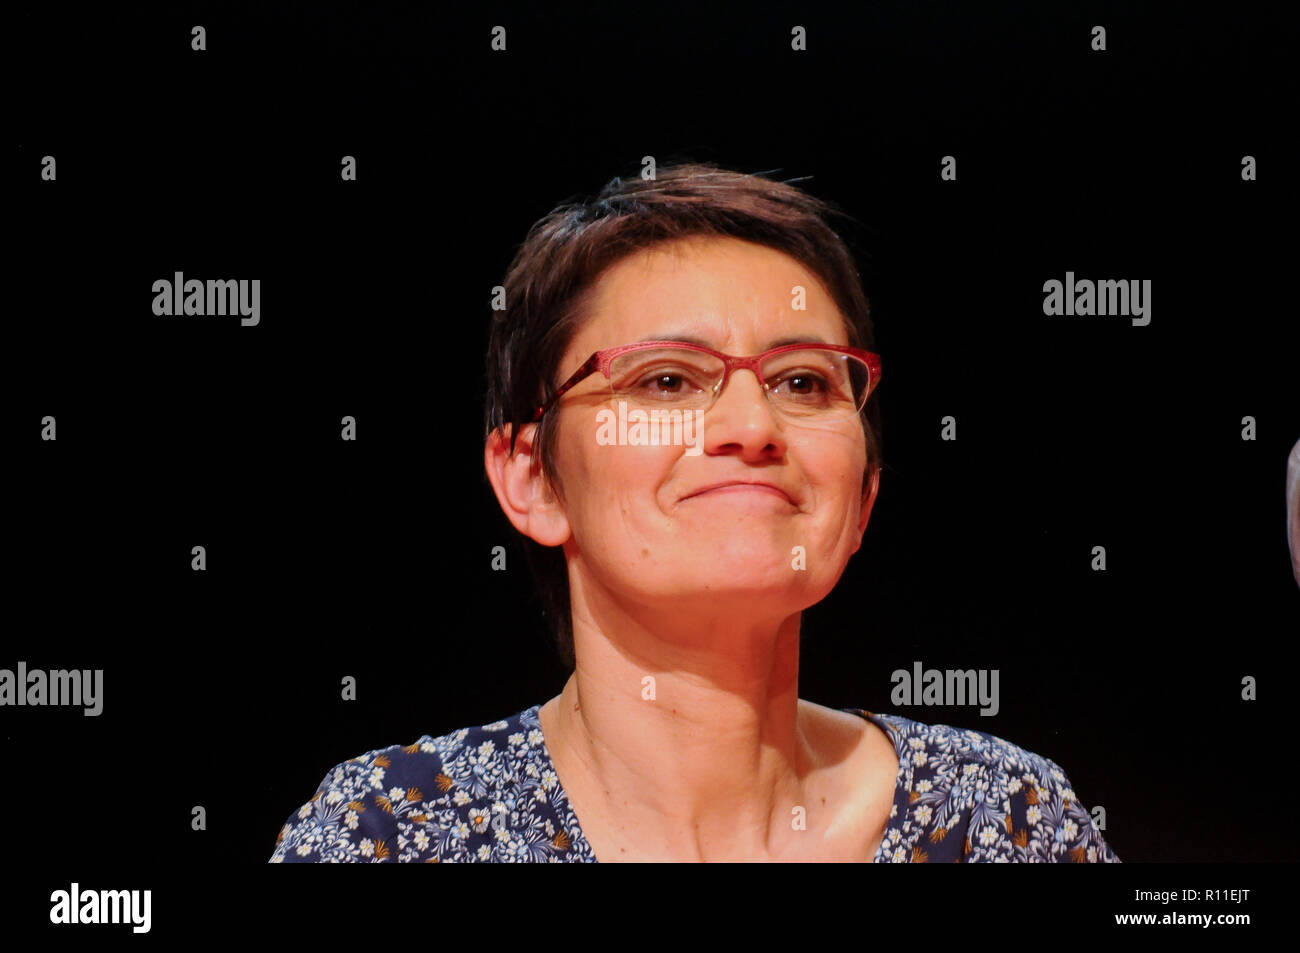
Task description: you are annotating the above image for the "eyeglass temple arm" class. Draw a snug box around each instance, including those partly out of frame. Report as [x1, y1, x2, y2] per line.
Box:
[531, 352, 602, 422]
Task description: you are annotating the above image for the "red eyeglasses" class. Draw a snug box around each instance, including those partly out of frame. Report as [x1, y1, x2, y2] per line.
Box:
[531, 341, 882, 424]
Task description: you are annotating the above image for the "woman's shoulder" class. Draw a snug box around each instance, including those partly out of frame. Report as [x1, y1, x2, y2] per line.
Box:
[269, 704, 587, 863]
[845, 708, 1120, 862]
[303, 703, 551, 795]
[851, 708, 1074, 784]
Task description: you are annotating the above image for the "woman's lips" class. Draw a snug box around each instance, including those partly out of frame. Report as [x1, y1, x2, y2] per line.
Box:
[682, 483, 795, 504]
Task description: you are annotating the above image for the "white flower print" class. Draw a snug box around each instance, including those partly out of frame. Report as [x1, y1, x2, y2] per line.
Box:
[268, 704, 1119, 864]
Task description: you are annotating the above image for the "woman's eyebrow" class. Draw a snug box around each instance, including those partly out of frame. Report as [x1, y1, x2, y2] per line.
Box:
[633, 332, 832, 348]
[766, 334, 832, 348]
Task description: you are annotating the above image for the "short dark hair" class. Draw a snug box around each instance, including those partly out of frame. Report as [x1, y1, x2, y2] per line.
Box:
[484, 162, 883, 670]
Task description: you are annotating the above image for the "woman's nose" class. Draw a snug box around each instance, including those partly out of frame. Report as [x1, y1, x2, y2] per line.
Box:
[700, 369, 787, 453]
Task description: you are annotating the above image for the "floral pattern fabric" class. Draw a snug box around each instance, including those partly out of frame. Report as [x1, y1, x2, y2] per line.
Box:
[269, 703, 1120, 863]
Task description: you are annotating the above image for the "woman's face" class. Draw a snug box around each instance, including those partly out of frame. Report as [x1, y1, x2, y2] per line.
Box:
[546, 236, 878, 621]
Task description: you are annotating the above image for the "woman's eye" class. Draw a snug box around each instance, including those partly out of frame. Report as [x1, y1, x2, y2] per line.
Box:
[633, 369, 701, 394]
[777, 374, 828, 396]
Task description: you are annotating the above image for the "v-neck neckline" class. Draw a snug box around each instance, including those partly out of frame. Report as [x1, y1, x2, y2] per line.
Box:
[531, 703, 913, 863]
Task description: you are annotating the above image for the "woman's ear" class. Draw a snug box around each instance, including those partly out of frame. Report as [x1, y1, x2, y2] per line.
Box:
[484, 423, 571, 547]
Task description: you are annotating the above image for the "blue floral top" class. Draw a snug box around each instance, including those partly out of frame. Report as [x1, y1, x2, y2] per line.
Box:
[269, 704, 1120, 863]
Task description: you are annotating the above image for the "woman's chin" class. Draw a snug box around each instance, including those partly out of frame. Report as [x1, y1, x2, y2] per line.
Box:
[639, 572, 828, 604]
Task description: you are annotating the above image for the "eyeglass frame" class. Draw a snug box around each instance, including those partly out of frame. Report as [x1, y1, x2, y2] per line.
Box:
[530, 340, 883, 423]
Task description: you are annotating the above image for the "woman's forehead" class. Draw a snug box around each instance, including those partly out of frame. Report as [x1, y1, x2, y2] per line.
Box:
[593, 235, 823, 294]
[573, 239, 846, 348]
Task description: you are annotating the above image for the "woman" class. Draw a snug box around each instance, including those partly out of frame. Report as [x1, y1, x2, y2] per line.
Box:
[270, 163, 1120, 863]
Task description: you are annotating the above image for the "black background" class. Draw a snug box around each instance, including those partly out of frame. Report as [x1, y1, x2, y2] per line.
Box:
[9, 0, 1298, 934]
